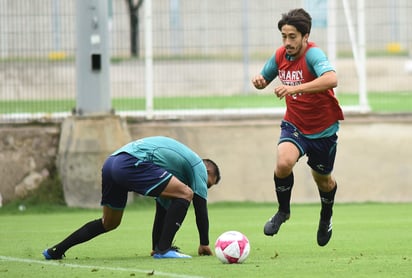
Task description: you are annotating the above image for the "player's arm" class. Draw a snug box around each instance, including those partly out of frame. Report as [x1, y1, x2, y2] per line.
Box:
[275, 48, 337, 98]
[192, 193, 213, 256]
[252, 54, 278, 89]
[292, 70, 337, 94]
[275, 70, 337, 99]
[296, 47, 337, 93]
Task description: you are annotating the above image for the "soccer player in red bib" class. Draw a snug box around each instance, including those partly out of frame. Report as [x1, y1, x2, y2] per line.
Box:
[252, 8, 344, 246]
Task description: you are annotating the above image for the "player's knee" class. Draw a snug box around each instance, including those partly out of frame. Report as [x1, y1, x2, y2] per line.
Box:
[275, 163, 293, 177]
[102, 219, 121, 231]
[182, 187, 194, 201]
[313, 175, 334, 192]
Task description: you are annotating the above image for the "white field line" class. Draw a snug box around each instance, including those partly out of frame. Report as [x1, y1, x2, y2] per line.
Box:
[0, 255, 206, 278]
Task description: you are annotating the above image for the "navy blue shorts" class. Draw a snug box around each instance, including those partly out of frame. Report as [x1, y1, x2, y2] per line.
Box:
[278, 121, 338, 175]
[100, 152, 172, 210]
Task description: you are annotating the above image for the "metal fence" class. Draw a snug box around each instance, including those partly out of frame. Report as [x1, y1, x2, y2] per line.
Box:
[0, 0, 411, 122]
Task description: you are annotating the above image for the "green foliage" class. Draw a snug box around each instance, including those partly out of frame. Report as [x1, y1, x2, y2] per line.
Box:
[24, 168, 65, 206]
[1, 167, 66, 214]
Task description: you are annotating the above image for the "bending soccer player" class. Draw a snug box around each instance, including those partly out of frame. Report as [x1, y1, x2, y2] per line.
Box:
[43, 136, 221, 259]
[252, 8, 344, 246]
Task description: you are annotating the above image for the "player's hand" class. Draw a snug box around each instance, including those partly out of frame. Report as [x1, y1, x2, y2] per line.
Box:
[252, 75, 268, 89]
[275, 85, 296, 99]
[198, 245, 213, 256]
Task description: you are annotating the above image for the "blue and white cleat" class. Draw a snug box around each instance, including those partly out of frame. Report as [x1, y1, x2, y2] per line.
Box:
[153, 249, 192, 259]
[42, 249, 54, 260]
[42, 248, 64, 260]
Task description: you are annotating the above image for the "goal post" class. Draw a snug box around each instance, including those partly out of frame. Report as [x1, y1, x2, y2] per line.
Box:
[138, 0, 371, 120]
[337, 0, 370, 112]
[308, 0, 370, 113]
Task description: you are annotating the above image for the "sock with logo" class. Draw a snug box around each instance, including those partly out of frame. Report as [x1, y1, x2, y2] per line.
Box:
[274, 172, 294, 214]
[319, 183, 337, 221]
[156, 198, 190, 253]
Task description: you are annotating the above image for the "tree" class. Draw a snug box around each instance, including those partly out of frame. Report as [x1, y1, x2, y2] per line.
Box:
[126, 0, 144, 57]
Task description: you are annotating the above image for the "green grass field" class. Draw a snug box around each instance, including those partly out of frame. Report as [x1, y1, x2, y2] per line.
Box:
[0, 202, 411, 277]
[1, 92, 411, 114]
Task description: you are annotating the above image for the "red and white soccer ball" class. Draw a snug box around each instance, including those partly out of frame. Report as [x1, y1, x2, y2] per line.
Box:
[214, 231, 250, 264]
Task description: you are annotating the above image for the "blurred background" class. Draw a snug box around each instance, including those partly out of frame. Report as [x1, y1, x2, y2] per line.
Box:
[0, 0, 411, 121]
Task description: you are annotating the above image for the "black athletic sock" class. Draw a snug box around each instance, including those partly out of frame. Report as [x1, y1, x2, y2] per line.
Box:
[50, 218, 107, 257]
[274, 172, 294, 214]
[156, 198, 190, 253]
[152, 201, 167, 251]
[319, 183, 337, 221]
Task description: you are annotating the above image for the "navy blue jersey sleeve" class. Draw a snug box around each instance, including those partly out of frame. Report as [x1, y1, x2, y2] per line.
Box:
[260, 54, 278, 83]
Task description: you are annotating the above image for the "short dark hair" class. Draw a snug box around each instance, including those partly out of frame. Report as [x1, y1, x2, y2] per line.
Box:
[203, 158, 221, 184]
[277, 8, 312, 36]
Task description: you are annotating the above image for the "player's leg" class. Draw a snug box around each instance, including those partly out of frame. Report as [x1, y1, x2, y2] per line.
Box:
[264, 141, 300, 236]
[312, 170, 337, 246]
[153, 176, 193, 258]
[43, 154, 127, 260]
[43, 206, 123, 260]
[274, 141, 300, 212]
[308, 134, 338, 246]
[151, 201, 166, 256]
[102, 205, 124, 230]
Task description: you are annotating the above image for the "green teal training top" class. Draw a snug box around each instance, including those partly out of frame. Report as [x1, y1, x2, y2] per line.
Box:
[112, 136, 208, 203]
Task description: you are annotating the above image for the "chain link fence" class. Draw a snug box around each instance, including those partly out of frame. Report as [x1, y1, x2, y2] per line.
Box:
[0, 0, 411, 122]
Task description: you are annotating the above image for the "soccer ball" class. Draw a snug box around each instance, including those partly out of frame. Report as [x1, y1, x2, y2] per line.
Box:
[214, 231, 250, 264]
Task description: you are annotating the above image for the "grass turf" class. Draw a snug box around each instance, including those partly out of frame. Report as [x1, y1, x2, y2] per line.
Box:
[0, 202, 411, 277]
[1, 92, 411, 114]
